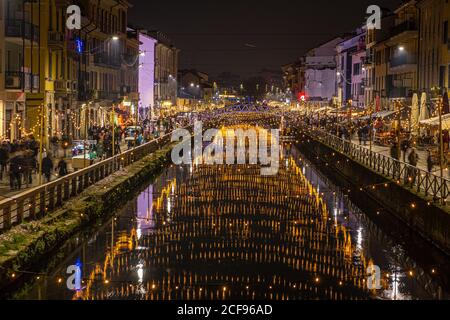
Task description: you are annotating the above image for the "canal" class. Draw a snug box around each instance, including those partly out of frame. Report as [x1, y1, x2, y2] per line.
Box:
[13, 131, 450, 300]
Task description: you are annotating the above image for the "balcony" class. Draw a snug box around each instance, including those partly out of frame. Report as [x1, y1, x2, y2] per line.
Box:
[388, 20, 418, 41]
[48, 30, 65, 49]
[363, 56, 374, 67]
[389, 54, 417, 73]
[93, 53, 121, 69]
[388, 87, 408, 98]
[54, 79, 77, 93]
[92, 90, 121, 101]
[5, 71, 39, 91]
[5, 19, 40, 44]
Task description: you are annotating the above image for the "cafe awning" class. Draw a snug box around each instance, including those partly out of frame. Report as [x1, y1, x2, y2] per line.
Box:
[420, 114, 450, 130]
[329, 105, 365, 114]
[312, 106, 333, 114]
[359, 109, 403, 121]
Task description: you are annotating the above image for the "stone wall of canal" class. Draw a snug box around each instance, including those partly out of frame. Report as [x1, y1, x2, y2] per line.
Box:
[0, 143, 175, 294]
[297, 134, 450, 256]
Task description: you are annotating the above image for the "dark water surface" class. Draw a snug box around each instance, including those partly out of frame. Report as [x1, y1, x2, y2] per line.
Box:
[18, 142, 450, 300]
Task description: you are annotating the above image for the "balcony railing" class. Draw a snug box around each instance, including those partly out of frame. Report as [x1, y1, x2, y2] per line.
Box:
[388, 87, 408, 98]
[48, 30, 65, 48]
[5, 19, 40, 42]
[390, 55, 417, 68]
[93, 53, 122, 68]
[389, 20, 417, 38]
[54, 79, 77, 93]
[95, 90, 121, 101]
[5, 71, 39, 91]
[299, 124, 450, 206]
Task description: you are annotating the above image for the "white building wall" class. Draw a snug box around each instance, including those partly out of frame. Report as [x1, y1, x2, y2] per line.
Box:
[138, 33, 157, 118]
[305, 68, 337, 102]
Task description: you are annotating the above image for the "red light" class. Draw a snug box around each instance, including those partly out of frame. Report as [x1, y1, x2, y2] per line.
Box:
[297, 92, 306, 102]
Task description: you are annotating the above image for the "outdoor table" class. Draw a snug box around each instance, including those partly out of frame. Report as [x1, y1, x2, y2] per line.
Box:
[375, 132, 393, 146]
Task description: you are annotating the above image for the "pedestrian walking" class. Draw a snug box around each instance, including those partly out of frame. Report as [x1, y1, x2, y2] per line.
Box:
[357, 127, 362, 145]
[401, 139, 410, 163]
[23, 150, 36, 187]
[362, 125, 369, 146]
[56, 158, 68, 177]
[0, 142, 9, 181]
[97, 140, 104, 160]
[42, 154, 54, 183]
[427, 149, 434, 173]
[9, 153, 22, 190]
[408, 148, 419, 185]
[50, 136, 59, 158]
[390, 142, 400, 179]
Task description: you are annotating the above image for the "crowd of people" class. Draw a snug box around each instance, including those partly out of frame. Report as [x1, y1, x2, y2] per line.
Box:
[298, 112, 439, 180]
[0, 114, 195, 193]
[0, 136, 70, 191]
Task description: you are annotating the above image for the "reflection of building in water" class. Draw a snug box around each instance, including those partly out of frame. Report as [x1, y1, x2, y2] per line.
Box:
[137, 185, 155, 233]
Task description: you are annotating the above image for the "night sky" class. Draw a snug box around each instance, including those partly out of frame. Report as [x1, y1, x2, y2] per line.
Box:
[128, 0, 403, 78]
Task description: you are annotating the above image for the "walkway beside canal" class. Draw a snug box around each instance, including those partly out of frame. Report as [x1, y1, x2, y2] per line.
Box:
[0, 141, 176, 294]
[296, 125, 450, 254]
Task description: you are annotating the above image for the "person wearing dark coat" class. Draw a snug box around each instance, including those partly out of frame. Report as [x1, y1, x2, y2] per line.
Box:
[427, 150, 434, 173]
[22, 150, 36, 187]
[9, 154, 22, 190]
[0, 144, 8, 180]
[42, 155, 54, 183]
[56, 159, 68, 177]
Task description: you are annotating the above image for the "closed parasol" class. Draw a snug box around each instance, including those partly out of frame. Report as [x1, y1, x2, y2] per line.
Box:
[419, 92, 429, 121]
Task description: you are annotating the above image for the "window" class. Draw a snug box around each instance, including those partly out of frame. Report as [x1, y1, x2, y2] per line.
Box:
[56, 53, 59, 79]
[440, 65, 446, 88]
[353, 63, 361, 75]
[48, 51, 53, 80]
[7, 50, 10, 71]
[444, 21, 449, 44]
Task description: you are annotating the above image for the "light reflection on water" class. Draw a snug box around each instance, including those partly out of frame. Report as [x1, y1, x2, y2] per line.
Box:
[20, 143, 450, 301]
[295, 147, 449, 300]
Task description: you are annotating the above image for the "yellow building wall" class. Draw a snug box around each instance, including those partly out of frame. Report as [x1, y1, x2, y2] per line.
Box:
[23, 0, 55, 140]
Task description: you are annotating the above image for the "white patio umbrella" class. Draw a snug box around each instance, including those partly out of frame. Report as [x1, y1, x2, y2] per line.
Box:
[411, 93, 420, 136]
[419, 92, 430, 121]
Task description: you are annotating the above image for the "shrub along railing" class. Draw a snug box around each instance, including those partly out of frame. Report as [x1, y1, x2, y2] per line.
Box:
[302, 126, 450, 204]
[0, 132, 174, 234]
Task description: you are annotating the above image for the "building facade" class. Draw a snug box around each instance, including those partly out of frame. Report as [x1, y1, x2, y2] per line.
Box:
[305, 37, 342, 102]
[179, 69, 210, 101]
[282, 58, 306, 101]
[0, 0, 140, 141]
[417, 0, 450, 94]
[336, 29, 366, 107]
[148, 31, 179, 109]
[364, 11, 395, 110]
